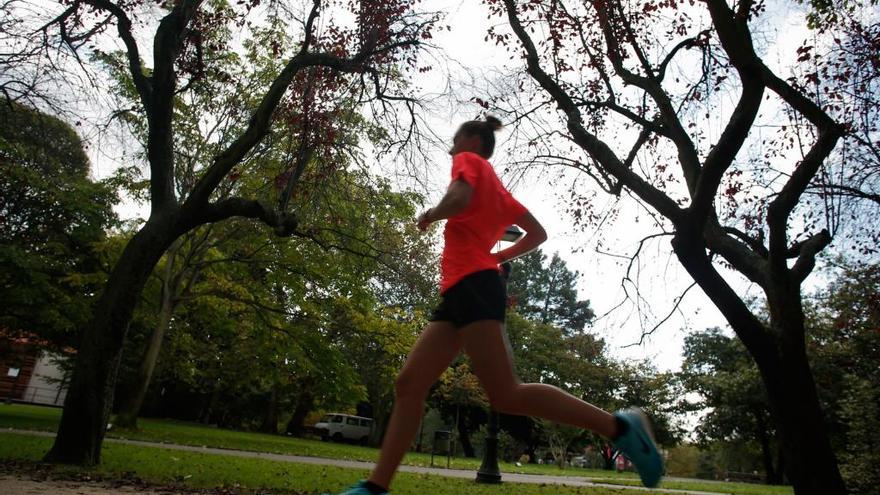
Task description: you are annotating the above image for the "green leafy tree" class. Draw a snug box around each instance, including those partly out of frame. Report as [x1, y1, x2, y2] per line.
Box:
[431, 360, 489, 457]
[2, 0, 436, 464]
[837, 379, 880, 493]
[116, 166, 432, 431]
[582, 360, 681, 471]
[808, 262, 880, 493]
[330, 299, 422, 445]
[679, 328, 782, 484]
[536, 419, 582, 469]
[505, 312, 589, 463]
[0, 101, 118, 349]
[665, 444, 701, 478]
[508, 250, 595, 335]
[680, 262, 880, 490]
[613, 362, 680, 445]
[143, 271, 365, 429]
[105, 29, 430, 424]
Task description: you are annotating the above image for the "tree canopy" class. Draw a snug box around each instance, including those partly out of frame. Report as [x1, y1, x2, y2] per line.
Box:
[481, 1, 863, 491]
[0, 101, 118, 349]
[508, 250, 595, 335]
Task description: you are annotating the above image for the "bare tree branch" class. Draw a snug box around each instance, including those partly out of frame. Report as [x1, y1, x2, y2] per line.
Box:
[622, 281, 697, 348]
[805, 183, 880, 206]
[657, 32, 709, 82]
[790, 229, 832, 283]
[82, 0, 151, 103]
[591, 0, 702, 192]
[502, 0, 685, 224]
[183, 40, 420, 213]
[300, 0, 320, 55]
[690, 0, 765, 228]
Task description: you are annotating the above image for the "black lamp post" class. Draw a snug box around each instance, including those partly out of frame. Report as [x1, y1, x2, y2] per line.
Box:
[475, 406, 503, 483]
[475, 225, 523, 484]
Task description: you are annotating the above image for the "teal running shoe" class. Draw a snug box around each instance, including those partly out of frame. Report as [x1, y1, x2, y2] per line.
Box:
[325, 480, 387, 495]
[612, 408, 664, 487]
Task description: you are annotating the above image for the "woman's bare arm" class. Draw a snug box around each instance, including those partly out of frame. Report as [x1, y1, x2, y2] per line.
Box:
[494, 211, 547, 263]
[416, 179, 474, 230]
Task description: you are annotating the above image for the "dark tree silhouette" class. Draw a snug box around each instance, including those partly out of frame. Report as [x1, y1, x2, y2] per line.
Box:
[2, 0, 436, 465]
[488, 0, 849, 492]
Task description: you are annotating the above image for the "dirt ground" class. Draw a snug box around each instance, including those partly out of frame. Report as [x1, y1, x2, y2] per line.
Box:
[0, 475, 173, 494]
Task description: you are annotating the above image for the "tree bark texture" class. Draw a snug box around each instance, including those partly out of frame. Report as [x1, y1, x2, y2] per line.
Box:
[260, 386, 279, 434]
[115, 250, 180, 429]
[44, 219, 178, 464]
[764, 306, 847, 494]
[286, 383, 315, 437]
[457, 409, 475, 458]
[500, 0, 850, 490]
[673, 235, 847, 494]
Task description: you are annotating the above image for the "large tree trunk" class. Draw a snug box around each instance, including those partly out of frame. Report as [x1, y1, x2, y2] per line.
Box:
[199, 379, 221, 424]
[370, 407, 391, 447]
[115, 286, 176, 429]
[758, 317, 847, 494]
[773, 446, 786, 485]
[44, 218, 177, 465]
[457, 409, 475, 458]
[260, 385, 279, 434]
[672, 234, 847, 494]
[285, 383, 315, 437]
[753, 409, 777, 484]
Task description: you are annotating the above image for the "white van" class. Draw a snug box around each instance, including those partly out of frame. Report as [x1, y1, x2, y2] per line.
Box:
[314, 413, 373, 444]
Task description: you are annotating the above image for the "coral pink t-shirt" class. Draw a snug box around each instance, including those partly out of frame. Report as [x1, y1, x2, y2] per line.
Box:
[440, 152, 528, 293]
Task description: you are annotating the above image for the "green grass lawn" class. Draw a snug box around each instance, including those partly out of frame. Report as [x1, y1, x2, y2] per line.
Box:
[0, 404, 793, 495]
[596, 478, 793, 495]
[0, 431, 629, 495]
[0, 402, 60, 431]
[0, 404, 633, 479]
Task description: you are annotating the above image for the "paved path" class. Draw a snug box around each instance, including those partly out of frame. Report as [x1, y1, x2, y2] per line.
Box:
[0, 476, 167, 495]
[4, 429, 719, 494]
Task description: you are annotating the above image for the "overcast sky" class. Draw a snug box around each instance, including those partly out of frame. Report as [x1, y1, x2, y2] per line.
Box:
[77, 0, 831, 373]
[403, 0, 824, 372]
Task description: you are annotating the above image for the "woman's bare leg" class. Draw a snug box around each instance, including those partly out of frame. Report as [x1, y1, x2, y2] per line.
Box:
[459, 320, 617, 438]
[367, 322, 462, 489]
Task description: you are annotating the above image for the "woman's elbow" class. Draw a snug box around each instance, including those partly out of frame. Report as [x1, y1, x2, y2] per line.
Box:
[517, 212, 547, 244]
[526, 225, 547, 246]
[533, 229, 548, 245]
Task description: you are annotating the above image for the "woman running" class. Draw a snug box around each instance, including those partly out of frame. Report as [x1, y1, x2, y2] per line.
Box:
[332, 116, 664, 494]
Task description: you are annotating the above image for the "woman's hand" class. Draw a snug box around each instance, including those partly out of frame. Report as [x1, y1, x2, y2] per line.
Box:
[416, 209, 433, 231]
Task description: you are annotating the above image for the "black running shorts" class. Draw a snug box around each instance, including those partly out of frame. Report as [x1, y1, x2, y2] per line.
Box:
[429, 269, 506, 328]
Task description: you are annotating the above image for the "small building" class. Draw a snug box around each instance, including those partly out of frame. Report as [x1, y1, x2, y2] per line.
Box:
[1, 332, 70, 406]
